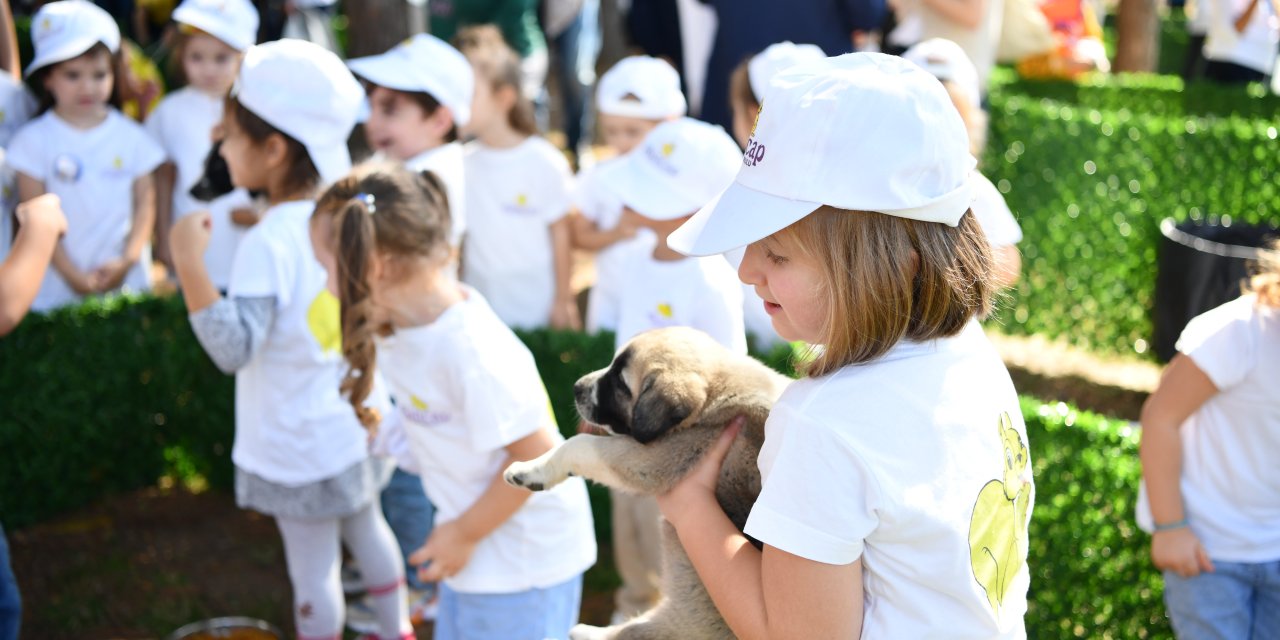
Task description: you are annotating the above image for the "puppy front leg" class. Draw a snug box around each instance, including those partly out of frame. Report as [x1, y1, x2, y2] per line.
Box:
[504, 433, 657, 494]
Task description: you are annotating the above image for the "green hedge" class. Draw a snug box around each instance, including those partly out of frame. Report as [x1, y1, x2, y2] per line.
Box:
[1, 296, 1171, 637]
[990, 68, 1280, 120]
[983, 90, 1280, 356]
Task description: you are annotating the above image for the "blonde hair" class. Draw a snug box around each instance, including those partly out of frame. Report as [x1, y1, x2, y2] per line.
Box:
[776, 206, 995, 377]
[454, 25, 537, 136]
[313, 164, 453, 429]
[1246, 239, 1280, 308]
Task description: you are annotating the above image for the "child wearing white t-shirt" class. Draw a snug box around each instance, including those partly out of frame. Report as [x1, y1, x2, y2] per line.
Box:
[348, 33, 474, 249]
[1138, 246, 1280, 638]
[146, 0, 257, 287]
[456, 26, 577, 330]
[167, 41, 412, 640]
[570, 55, 685, 333]
[592, 116, 746, 623]
[659, 53, 1032, 638]
[0, 74, 36, 260]
[309, 164, 596, 640]
[9, 2, 165, 312]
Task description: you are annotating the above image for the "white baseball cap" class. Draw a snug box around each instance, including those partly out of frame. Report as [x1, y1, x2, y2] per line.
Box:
[172, 0, 260, 51]
[347, 34, 475, 127]
[670, 53, 976, 257]
[25, 1, 121, 77]
[902, 38, 982, 110]
[232, 39, 363, 184]
[596, 56, 687, 120]
[747, 41, 825, 102]
[597, 117, 741, 221]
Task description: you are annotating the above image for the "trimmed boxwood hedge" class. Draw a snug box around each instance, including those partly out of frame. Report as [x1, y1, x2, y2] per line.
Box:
[982, 87, 1280, 356]
[1, 295, 1171, 637]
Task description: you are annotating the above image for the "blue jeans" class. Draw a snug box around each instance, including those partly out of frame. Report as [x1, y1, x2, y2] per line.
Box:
[380, 467, 435, 592]
[541, 0, 600, 154]
[434, 573, 583, 640]
[0, 524, 20, 640]
[1163, 559, 1280, 640]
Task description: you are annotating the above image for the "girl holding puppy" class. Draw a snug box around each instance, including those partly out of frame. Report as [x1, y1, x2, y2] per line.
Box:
[310, 164, 596, 640]
[661, 53, 1034, 638]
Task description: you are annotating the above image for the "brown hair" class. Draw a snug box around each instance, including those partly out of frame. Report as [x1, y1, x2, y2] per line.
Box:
[29, 43, 123, 114]
[729, 57, 758, 115]
[224, 96, 321, 197]
[1246, 239, 1280, 308]
[454, 25, 537, 136]
[313, 164, 453, 429]
[776, 206, 995, 377]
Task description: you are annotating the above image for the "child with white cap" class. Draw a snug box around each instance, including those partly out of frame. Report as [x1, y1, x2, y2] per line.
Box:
[9, 0, 166, 312]
[456, 26, 577, 331]
[167, 39, 413, 640]
[571, 55, 686, 334]
[904, 37, 1023, 288]
[592, 116, 746, 623]
[347, 33, 474, 249]
[146, 0, 258, 288]
[657, 53, 1032, 638]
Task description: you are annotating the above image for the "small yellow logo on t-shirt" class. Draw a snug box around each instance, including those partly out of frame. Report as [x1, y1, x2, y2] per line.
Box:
[112, 156, 124, 170]
[410, 394, 429, 411]
[661, 143, 675, 158]
[306, 290, 342, 355]
[515, 193, 528, 207]
[0, 109, 7, 124]
[656, 303, 673, 319]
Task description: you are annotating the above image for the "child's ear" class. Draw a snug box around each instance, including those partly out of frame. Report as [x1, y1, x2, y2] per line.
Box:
[426, 106, 455, 139]
[262, 133, 290, 170]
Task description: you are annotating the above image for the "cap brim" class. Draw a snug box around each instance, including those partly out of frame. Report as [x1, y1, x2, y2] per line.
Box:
[669, 180, 821, 257]
[347, 56, 471, 127]
[173, 9, 253, 50]
[24, 36, 112, 77]
[308, 143, 352, 185]
[597, 153, 698, 221]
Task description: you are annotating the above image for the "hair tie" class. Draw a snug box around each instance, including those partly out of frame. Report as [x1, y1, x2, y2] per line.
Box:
[355, 192, 376, 214]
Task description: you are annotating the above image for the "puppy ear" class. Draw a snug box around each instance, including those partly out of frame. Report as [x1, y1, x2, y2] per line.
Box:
[631, 372, 702, 444]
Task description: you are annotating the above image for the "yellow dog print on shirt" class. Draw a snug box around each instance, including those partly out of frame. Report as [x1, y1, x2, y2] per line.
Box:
[968, 412, 1031, 618]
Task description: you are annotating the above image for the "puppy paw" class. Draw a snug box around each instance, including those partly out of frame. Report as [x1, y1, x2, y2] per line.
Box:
[503, 455, 566, 492]
[569, 624, 609, 640]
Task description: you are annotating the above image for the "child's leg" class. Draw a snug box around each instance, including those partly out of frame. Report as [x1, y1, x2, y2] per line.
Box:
[275, 516, 344, 639]
[610, 490, 662, 620]
[1252, 559, 1280, 640]
[1162, 561, 1253, 640]
[379, 467, 435, 593]
[434, 574, 583, 640]
[341, 500, 411, 639]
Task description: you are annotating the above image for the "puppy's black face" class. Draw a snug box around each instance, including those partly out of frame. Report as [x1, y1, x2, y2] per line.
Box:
[574, 333, 707, 445]
[574, 348, 635, 437]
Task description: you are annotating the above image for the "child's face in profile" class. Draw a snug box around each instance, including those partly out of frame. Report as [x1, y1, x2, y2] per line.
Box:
[44, 49, 113, 119]
[600, 113, 661, 155]
[183, 32, 240, 97]
[738, 234, 827, 343]
[364, 86, 445, 161]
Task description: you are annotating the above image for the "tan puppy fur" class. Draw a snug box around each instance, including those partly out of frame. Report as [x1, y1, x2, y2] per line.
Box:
[505, 327, 791, 640]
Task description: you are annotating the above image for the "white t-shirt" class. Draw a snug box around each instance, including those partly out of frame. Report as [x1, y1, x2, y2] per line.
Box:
[970, 172, 1023, 248]
[227, 200, 372, 486]
[0, 75, 35, 259]
[461, 137, 572, 329]
[1136, 295, 1280, 562]
[7, 109, 166, 311]
[573, 157, 655, 333]
[407, 142, 467, 248]
[1203, 0, 1280, 73]
[601, 246, 747, 354]
[145, 87, 254, 289]
[918, 0, 1004, 93]
[746, 321, 1033, 638]
[378, 287, 597, 593]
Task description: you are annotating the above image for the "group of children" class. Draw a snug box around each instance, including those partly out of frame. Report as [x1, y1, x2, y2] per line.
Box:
[0, 0, 1052, 638]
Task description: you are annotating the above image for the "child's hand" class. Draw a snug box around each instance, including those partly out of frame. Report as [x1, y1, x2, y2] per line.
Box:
[230, 207, 261, 228]
[409, 520, 479, 583]
[62, 265, 98, 295]
[656, 415, 744, 529]
[170, 212, 214, 265]
[549, 295, 581, 331]
[616, 209, 644, 240]
[90, 257, 134, 292]
[15, 194, 68, 237]
[1151, 527, 1215, 577]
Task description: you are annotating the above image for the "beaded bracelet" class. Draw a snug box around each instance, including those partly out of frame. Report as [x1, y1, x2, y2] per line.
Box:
[1153, 518, 1188, 532]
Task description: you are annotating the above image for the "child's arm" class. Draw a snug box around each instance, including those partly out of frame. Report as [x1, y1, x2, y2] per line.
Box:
[1139, 354, 1219, 577]
[548, 215, 580, 330]
[91, 172, 157, 292]
[170, 212, 221, 313]
[16, 173, 95, 295]
[658, 422, 866, 640]
[409, 426, 560, 582]
[151, 162, 177, 271]
[568, 209, 638, 251]
[0, 194, 66, 335]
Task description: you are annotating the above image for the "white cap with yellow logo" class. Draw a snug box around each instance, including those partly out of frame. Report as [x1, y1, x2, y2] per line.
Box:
[172, 0, 260, 52]
[596, 117, 740, 221]
[25, 0, 120, 77]
[669, 52, 976, 257]
[347, 34, 475, 127]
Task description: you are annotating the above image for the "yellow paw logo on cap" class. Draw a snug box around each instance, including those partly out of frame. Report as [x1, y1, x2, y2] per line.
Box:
[306, 289, 343, 355]
[661, 143, 675, 158]
[656, 303, 673, 319]
[751, 100, 763, 137]
[410, 394, 429, 411]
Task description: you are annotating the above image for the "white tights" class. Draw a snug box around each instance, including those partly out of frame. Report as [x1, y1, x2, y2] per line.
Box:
[275, 501, 411, 640]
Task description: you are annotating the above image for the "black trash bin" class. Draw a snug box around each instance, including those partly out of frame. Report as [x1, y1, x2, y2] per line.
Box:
[1152, 218, 1278, 362]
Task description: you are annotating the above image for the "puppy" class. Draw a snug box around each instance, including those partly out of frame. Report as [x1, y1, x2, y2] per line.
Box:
[504, 327, 791, 640]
